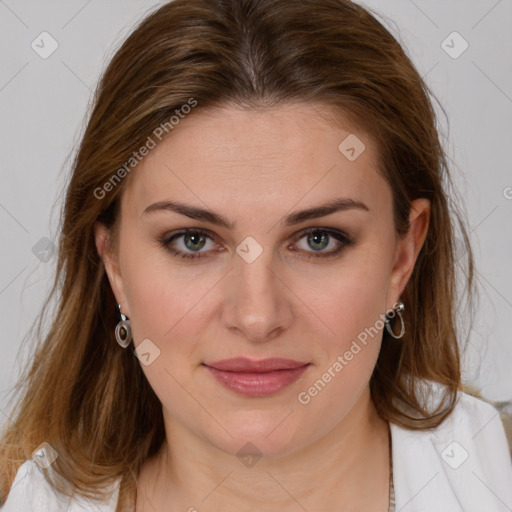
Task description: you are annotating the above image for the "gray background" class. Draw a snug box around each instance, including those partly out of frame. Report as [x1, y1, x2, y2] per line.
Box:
[1, 0, 511, 425]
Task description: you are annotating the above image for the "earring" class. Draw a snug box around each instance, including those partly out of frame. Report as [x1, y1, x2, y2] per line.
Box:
[115, 304, 132, 348]
[385, 301, 405, 339]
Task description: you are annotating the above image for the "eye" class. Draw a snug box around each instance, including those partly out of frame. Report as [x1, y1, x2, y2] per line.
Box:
[290, 228, 353, 259]
[158, 227, 353, 261]
[158, 229, 221, 261]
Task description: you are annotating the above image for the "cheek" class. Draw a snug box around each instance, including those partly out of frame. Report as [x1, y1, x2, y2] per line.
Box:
[303, 250, 392, 348]
[119, 247, 209, 405]
[290, 266, 390, 448]
[119, 231, 209, 340]
[295, 243, 393, 407]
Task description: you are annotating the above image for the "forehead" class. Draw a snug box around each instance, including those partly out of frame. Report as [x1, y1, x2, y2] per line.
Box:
[122, 102, 391, 223]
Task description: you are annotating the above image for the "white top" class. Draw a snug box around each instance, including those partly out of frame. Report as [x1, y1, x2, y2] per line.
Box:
[1, 383, 511, 511]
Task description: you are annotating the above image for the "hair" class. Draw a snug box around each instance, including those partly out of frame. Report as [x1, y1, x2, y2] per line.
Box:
[0, 0, 477, 508]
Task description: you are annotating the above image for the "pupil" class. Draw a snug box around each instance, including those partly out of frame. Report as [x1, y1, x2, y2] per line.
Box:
[308, 231, 328, 251]
[185, 233, 206, 251]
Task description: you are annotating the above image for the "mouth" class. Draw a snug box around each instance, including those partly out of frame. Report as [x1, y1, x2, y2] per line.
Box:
[202, 357, 311, 397]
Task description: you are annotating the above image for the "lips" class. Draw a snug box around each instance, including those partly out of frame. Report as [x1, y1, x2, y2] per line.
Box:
[202, 357, 311, 397]
[204, 357, 309, 372]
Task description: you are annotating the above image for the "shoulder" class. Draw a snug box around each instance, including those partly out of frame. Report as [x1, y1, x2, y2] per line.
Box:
[390, 380, 512, 512]
[429, 382, 512, 461]
[395, 378, 511, 445]
[0, 458, 120, 512]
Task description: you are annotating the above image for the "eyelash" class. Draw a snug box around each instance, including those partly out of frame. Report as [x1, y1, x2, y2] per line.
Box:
[158, 227, 353, 261]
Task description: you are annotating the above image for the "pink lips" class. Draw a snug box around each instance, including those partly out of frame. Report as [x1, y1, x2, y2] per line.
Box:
[203, 357, 310, 397]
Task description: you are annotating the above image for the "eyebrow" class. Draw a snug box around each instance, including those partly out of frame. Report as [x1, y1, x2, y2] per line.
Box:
[142, 197, 369, 228]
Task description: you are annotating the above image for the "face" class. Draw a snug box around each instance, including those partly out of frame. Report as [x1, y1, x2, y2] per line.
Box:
[96, 103, 429, 459]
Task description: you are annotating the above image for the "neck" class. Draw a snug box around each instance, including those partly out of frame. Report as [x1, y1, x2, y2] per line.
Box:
[136, 388, 391, 512]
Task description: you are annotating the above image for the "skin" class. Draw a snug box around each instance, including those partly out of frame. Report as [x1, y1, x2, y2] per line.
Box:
[95, 102, 430, 512]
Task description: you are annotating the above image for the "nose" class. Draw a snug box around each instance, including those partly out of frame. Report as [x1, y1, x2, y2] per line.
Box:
[220, 245, 294, 344]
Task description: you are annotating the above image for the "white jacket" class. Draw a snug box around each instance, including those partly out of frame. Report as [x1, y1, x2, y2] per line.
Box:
[2, 384, 511, 511]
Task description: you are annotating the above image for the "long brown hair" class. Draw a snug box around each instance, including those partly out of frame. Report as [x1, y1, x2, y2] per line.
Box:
[0, 0, 476, 507]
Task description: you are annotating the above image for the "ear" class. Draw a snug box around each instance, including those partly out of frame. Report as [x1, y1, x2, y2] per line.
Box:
[94, 221, 130, 316]
[387, 198, 430, 307]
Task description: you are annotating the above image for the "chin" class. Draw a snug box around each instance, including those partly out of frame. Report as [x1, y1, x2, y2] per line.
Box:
[207, 416, 309, 462]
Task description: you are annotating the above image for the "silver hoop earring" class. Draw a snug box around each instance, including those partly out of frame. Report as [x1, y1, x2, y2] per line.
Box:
[115, 304, 132, 348]
[385, 301, 405, 339]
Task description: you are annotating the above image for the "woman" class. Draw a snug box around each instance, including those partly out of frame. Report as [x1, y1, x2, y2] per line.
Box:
[1, 0, 511, 510]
